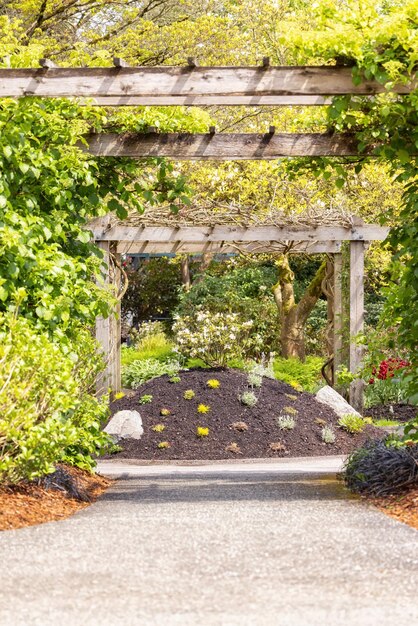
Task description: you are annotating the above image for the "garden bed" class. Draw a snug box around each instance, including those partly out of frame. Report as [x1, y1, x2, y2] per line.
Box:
[107, 368, 382, 460]
[0, 465, 110, 531]
[369, 487, 418, 530]
[365, 403, 416, 423]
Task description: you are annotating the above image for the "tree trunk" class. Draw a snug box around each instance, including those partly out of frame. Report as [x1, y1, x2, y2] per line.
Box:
[180, 255, 191, 291]
[273, 254, 327, 360]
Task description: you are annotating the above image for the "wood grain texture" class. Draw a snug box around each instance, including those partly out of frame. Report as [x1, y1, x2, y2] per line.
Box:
[114, 241, 342, 254]
[83, 132, 370, 158]
[91, 224, 389, 243]
[0, 66, 413, 102]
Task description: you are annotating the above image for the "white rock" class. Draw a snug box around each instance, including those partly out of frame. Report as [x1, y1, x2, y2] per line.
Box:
[315, 385, 362, 418]
[104, 410, 143, 442]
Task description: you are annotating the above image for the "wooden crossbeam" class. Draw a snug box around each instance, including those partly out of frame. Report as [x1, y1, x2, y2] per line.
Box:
[84, 132, 368, 158]
[0, 66, 413, 105]
[92, 225, 389, 243]
[115, 241, 342, 255]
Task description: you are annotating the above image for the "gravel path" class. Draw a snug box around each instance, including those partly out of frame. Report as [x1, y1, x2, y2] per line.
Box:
[0, 457, 417, 626]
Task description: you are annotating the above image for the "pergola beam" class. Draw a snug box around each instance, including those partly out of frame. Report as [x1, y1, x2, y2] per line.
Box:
[84, 132, 370, 159]
[86, 131, 381, 159]
[92, 224, 389, 243]
[115, 241, 342, 255]
[0, 66, 413, 103]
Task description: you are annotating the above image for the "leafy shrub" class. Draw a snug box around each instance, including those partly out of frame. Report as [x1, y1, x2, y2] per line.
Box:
[273, 356, 323, 392]
[139, 394, 153, 405]
[344, 440, 418, 496]
[276, 416, 296, 430]
[321, 427, 336, 444]
[183, 390, 196, 400]
[240, 391, 258, 407]
[176, 262, 280, 356]
[197, 427, 209, 437]
[173, 311, 259, 367]
[338, 414, 366, 434]
[122, 358, 181, 388]
[121, 336, 174, 366]
[0, 316, 111, 483]
[130, 321, 166, 344]
[247, 372, 263, 388]
[207, 379, 220, 389]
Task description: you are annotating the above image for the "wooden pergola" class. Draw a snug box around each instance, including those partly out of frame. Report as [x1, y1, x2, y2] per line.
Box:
[3, 59, 407, 409]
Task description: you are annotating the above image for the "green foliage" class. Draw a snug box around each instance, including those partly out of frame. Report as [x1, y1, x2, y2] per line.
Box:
[197, 404, 210, 414]
[276, 415, 296, 430]
[247, 372, 263, 388]
[364, 378, 410, 408]
[174, 311, 258, 367]
[240, 391, 258, 407]
[278, 0, 418, 409]
[273, 356, 323, 392]
[197, 426, 210, 438]
[139, 394, 153, 405]
[121, 358, 181, 389]
[0, 315, 111, 483]
[176, 262, 280, 356]
[207, 379, 220, 389]
[321, 426, 336, 444]
[338, 414, 366, 435]
[183, 390, 196, 400]
[152, 424, 165, 433]
[122, 258, 184, 328]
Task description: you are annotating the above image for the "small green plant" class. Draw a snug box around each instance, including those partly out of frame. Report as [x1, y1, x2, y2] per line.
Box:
[240, 391, 258, 407]
[283, 406, 298, 416]
[338, 414, 366, 434]
[197, 426, 209, 437]
[373, 418, 400, 427]
[157, 441, 170, 449]
[207, 379, 220, 389]
[247, 372, 263, 388]
[122, 358, 181, 389]
[285, 393, 298, 401]
[197, 403, 210, 413]
[139, 394, 153, 405]
[276, 415, 296, 430]
[169, 376, 181, 384]
[183, 389, 196, 400]
[114, 391, 125, 400]
[322, 426, 336, 444]
[160, 408, 171, 416]
[152, 424, 166, 433]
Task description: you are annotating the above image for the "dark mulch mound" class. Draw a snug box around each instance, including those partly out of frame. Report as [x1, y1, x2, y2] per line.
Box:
[364, 403, 416, 423]
[106, 368, 382, 460]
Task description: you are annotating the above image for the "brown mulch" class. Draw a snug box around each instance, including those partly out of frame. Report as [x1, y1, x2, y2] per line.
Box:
[106, 368, 383, 460]
[0, 465, 111, 532]
[369, 487, 418, 530]
[364, 403, 416, 423]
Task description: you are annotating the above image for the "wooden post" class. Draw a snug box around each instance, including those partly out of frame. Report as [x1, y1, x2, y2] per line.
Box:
[95, 241, 121, 395]
[333, 253, 343, 375]
[349, 241, 365, 412]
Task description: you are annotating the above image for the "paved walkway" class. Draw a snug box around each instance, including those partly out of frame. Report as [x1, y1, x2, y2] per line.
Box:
[0, 457, 417, 626]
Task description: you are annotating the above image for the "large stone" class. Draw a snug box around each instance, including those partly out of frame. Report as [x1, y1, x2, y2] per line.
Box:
[315, 385, 362, 418]
[104, 410, 143, 442]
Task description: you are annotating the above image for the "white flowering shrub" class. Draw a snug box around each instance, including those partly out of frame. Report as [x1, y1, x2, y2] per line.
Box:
[173, 311, 261, 367]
